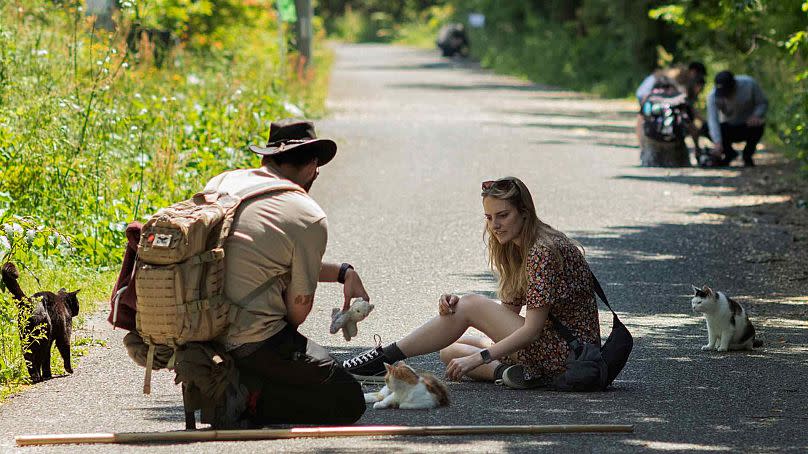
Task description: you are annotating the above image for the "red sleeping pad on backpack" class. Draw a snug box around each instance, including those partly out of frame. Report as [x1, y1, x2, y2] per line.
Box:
[108, 221, 142, 331]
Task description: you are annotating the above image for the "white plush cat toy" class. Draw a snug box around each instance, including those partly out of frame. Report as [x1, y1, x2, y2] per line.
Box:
[330, 298, 374, 341]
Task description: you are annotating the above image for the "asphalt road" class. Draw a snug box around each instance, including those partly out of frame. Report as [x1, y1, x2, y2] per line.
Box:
[1, 43, 806, 453]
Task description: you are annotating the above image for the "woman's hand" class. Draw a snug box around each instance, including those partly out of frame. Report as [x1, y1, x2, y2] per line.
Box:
[343, 269, 370, 311]
[438, 294, 459, 316]
[445, 352, 483, 381]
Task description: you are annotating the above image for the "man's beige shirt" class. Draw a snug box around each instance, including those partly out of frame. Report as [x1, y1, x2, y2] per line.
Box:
[204, 165, 327, 349]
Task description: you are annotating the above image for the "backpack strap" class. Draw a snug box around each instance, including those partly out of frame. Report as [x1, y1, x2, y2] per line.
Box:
[111, 285, 128, 328]
[550, 271, 618, 354]
[143, 343, 155, 395]
[211, 177, 302, 324]
[549, 314, 582, 355]
[211, 177, 303, 250]
[590, 272, 618, 317]
[227, 273, 284, 324]
[233, 179, 303, 201]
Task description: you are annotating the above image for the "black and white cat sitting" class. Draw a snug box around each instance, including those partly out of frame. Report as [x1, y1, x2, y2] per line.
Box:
[691, 285, 763, 351]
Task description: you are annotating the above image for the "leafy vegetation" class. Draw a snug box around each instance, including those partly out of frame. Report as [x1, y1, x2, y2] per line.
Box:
[323, 0, 807, 170]
[455, 1, 672, 97]
[647, 0, 808, 170]
[0, 0, 330, 396]
[321, 0, 453, 45]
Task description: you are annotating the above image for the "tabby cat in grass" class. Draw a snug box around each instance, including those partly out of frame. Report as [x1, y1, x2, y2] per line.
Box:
[364, 362, 449, 410]
[691, 285, 762, 352]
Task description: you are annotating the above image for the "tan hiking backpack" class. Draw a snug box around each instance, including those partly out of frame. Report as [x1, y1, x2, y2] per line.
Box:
[134, 178, 301, 394]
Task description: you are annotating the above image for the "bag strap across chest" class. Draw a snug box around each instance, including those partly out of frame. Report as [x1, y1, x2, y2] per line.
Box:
[549, 272, 619, 351]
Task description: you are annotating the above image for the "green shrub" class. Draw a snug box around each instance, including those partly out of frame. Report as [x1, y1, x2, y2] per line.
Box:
[394, 4, 455, 48]
[330, 7, 398, 42]
[441, 0, 806, 169]
[0, 0, 331, 393]
[457, 1, 666, 97]
[650, 0, 808, 171]
[0, 214, 117, 397]
[324, 1, 453, 44]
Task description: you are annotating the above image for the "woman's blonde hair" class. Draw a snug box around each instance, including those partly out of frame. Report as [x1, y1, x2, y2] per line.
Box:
[481, 177, 574, 302]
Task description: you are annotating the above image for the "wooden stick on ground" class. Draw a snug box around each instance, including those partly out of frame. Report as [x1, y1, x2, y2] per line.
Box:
[16, 424, 634, 446]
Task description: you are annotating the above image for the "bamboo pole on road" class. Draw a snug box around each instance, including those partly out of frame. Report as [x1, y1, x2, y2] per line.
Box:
[17, 424, 634, 446]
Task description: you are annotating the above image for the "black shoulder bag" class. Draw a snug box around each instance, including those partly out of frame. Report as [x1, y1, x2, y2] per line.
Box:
[550, 272, 633, 391]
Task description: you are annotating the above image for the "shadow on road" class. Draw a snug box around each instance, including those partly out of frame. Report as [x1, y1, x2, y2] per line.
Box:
[326, 156, 808, 451]
[583, 160, 806, 308]
[138, 401, 186, 423]
[389, 82, 560, 93]
[501, 109, 638, 120]
[616, 173, 743, 189]
[343, 62, 468, 71]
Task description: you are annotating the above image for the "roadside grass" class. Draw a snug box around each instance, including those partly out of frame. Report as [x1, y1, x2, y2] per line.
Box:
[0, 1, 332, 399]
[0, 269, 116, 401]
[394, 21, 441, 49]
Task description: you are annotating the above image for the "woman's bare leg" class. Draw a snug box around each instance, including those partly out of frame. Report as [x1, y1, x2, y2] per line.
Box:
[439, 336, 500, 381]
[395, 294, 524, 358]
[453, 335, 493, 349]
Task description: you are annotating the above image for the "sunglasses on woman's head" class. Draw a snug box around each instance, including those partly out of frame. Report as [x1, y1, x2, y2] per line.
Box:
[481, 179, 516, 192]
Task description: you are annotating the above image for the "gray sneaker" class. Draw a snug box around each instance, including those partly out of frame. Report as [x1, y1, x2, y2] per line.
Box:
[497, 365, 547, 390]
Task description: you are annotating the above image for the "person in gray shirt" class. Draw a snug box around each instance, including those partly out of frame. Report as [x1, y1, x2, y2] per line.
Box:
[706, 71, 768, 167]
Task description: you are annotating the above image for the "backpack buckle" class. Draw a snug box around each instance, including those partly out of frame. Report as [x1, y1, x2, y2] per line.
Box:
[193, 190, 220, 204]
[190, 248, 225, 265]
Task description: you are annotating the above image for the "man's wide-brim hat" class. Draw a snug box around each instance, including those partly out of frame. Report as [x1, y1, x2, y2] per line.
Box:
[249, 119, 337, 166]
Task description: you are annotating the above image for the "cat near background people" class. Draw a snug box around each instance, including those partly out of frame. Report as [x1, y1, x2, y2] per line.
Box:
[1, 262, 79, 382]
[363, 361, 449, 410]
[691, 285, 763, 352]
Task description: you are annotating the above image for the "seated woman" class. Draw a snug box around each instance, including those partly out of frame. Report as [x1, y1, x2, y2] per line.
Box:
[343, 177, 600, 388]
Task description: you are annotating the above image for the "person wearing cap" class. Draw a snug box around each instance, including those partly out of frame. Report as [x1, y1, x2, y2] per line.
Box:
[706, 70, 768, 167]
[202, 118, 370, 425]
[635, 62, 707, 150]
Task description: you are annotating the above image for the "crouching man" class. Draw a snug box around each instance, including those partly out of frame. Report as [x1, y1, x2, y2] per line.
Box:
[206, 119, 370, 425]
[706, 71, 768, 167]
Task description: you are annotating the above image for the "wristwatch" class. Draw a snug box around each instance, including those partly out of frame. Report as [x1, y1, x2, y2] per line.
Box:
[337, 263, 354, 284]
[479, 348, 493, 364]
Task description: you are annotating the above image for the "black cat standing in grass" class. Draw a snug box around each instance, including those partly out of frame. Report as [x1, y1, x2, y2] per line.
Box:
[1, 262, 79, 382]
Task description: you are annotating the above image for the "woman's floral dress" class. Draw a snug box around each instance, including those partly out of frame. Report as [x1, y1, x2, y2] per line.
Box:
[500, 235, 600, 381]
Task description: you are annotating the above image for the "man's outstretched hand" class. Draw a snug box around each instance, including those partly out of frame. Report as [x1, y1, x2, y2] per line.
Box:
[343, 268, 370, 310]
[746, 115, 764, 127]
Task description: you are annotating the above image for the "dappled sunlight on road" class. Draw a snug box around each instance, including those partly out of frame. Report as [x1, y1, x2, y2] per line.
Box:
[624, 439, 733, 451]
[318, 43, 808, 454]
[761, 317, 808, 329]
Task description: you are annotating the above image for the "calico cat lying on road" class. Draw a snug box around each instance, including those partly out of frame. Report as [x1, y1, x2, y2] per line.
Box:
[364, 361, 449, 410]
[691, 285, 762, 352]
